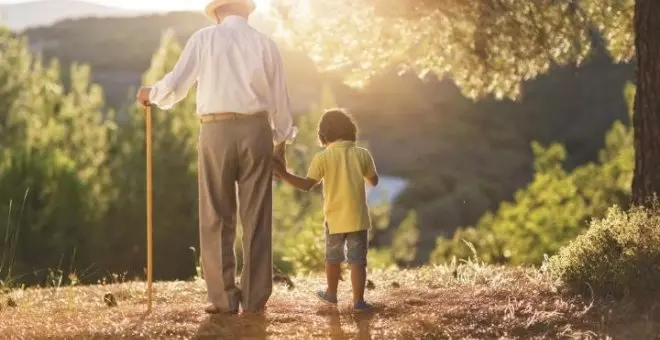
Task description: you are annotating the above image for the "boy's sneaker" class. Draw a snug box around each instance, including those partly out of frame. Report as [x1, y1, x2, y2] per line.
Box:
[316, 290, 338, 305]
[353, 300, 372, 312]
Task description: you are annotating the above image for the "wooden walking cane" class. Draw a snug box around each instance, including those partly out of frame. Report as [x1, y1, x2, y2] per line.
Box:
[145, 104, 154, 313]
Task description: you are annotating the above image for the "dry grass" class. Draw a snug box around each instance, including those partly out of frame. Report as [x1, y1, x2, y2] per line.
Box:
[1, 264, 658, 339]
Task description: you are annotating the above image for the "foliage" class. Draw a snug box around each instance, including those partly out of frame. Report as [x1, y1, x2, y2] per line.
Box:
[4, 8, 639, 282]
[429, 84, 634, 265]
[549, 203, 660, 298]
[97, 33, 396, 279]
[366, 248, 397, 270]
[0, 28, 115, 284]
[0, 149, 98, 281]
[0, 29, 32, 146]
[275, 86, 341, 274]
[391, 211, 420, 265]
[103, 31, 200, 280]
[22, 13, 636, 263]
[273, 0, 633, 100]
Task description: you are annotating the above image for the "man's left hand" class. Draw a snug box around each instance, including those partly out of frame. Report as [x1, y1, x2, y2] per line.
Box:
[272, 157, 287, 179]
[273, 142, 287, 169]
[136, 87, 152, 107]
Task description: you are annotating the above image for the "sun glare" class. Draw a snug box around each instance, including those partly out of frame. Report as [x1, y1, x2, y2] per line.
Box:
[254, 0, 273, 13]
[85, 0, 274, 13]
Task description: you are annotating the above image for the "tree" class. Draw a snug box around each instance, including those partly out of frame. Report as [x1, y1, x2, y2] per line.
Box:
[429, 84, 634, 265]
[271, 0, 660, 204]
[0, 29, 115, 284]
[631, 0, 660, 204]
[105, 31, 199, 280]
[0, 28, 32, 147]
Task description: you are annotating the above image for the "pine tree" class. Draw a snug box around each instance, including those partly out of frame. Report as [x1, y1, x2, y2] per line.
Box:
[0, 28, 32, 148]
[0, 30, 114, 283]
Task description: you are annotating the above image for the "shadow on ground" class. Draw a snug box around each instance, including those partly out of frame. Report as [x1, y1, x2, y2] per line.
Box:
[193, 306, 378, 340]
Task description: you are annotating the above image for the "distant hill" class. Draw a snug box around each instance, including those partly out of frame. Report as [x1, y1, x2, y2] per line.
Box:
[22, 13, 634, 262]
[0, 0, 138, 31]
[23, 11, 319, 113]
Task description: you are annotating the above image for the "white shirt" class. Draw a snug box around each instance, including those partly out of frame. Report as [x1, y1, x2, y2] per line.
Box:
[148, 15, 297, 144]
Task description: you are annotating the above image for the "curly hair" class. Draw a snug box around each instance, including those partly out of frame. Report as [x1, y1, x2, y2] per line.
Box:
[317, 108, 358, 146]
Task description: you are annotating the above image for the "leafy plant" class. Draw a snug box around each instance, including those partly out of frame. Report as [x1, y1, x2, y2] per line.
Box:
[549, 203, 660, 298]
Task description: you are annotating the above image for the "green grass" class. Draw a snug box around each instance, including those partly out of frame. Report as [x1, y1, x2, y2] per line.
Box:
[1, 263, 658, 339]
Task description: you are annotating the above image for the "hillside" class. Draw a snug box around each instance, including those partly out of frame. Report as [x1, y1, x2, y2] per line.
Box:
[0, 0, 138, 31]
[1, 265, 657, 339]
[23, 11, 320, 114]
[21, 13, 634, 262]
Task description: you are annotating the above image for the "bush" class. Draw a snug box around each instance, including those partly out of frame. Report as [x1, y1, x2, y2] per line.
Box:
[0, 148, 100, 284]
[549, 204, 660, 298]
[391, 211, 420, 264]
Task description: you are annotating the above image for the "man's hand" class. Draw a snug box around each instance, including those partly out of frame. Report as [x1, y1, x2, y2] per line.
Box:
[273, 142, 287, 169]
[136, 87, 152, 108]
[272, 157, 287, 179]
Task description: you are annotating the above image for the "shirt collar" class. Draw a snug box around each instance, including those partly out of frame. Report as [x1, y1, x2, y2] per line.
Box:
[222, 15, 248, 25]
[328, 141, 355, 148]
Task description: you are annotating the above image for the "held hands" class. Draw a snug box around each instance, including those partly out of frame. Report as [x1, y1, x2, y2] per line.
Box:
[272, 157, 288, 179]
[272, 142, 288, 179]
[136, 87, 152, 108]
[273, 142, 286, 165]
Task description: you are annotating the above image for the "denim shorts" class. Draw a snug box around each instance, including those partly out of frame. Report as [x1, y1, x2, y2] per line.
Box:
[325, 225, 368, 265]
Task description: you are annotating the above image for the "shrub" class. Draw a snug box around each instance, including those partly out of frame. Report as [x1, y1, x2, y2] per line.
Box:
[548, 204, 660, 298]
[0, 148, 100, 284]
[367, 248, 397, 270]
[391, 211, 420, 264]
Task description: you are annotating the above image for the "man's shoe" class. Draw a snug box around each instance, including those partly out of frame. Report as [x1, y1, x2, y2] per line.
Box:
[242, 306, 267, 315]
[204, 304, 238, 315]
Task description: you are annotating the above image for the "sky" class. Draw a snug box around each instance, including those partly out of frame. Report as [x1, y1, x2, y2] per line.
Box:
[0, 0, 271, 11]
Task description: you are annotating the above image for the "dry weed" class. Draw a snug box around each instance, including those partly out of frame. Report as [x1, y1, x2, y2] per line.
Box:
[0, 265, 658, 339]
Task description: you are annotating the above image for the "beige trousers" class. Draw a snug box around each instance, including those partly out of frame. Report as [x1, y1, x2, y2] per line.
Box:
[198, 114, 273, 312]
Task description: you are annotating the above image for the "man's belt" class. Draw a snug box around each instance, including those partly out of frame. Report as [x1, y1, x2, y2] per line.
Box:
[200, 111, 268, 124]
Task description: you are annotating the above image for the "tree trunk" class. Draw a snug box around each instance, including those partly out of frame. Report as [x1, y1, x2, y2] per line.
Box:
[632, 0, 660, 205]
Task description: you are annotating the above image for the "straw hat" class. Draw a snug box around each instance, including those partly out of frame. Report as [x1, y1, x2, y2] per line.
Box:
[205, 0, 256, 22]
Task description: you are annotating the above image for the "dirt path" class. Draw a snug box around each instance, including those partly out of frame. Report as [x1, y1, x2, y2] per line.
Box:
[1, 266, 657, 339]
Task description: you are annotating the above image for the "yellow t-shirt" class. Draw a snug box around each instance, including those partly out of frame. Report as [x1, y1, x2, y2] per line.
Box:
[307, 141, 377, 234]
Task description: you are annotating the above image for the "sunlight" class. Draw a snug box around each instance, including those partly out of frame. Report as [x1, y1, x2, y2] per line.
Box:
[254, 0, 273, 13]
[69, 0, 275, 12]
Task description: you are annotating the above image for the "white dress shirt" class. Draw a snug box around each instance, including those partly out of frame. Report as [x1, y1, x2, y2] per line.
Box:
[148, 15, 297, 144]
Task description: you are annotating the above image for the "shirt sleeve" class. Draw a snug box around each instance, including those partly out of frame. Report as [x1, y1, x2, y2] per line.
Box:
[362, 150, 377, 178]
[306, 154, 324, 181]
[149, 32, 202, 110]
[267, 39, 298, 144]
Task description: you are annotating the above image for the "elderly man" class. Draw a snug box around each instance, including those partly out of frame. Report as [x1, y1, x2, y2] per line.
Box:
[136, 0, 296, 314]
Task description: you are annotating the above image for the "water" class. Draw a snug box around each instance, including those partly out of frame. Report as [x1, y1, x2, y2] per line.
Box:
[366, 176, 408, 206]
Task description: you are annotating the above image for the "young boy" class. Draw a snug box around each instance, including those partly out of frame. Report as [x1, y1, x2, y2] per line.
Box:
[273, 108, 379, 311]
